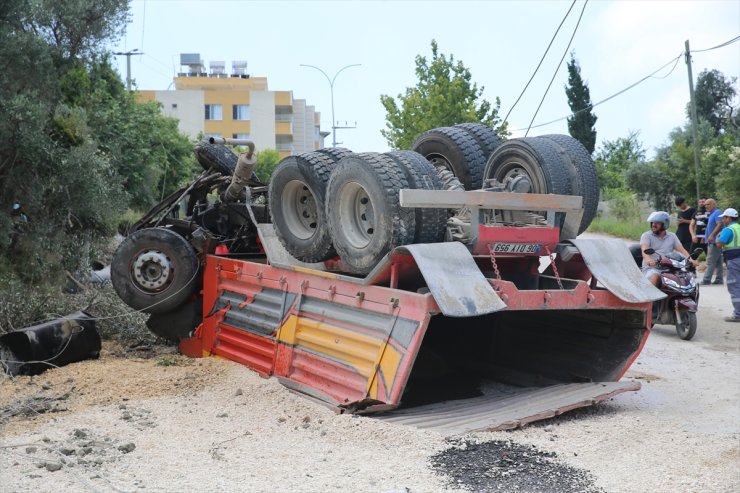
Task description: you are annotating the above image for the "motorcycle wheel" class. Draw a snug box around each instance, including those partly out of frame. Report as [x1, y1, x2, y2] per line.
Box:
[676, 311, 697, 340]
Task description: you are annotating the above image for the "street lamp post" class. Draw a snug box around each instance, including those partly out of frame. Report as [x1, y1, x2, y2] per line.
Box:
[113, 49, 144, 91]
[300, 63, 360, 147]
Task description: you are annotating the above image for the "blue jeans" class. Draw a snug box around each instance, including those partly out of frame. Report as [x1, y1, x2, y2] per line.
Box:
[703, 243, 724, 282]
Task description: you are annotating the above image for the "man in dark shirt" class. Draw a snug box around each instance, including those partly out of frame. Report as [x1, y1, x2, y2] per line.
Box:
[674, 196, 695, 252]
[690, 196, 709, 254]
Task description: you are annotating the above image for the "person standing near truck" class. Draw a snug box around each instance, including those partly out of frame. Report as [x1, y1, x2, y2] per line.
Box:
[690, 197, 708, 254]
[702, 198, 724, 285]
[674, 196, 695, 252]
[715, 208, 739, 322]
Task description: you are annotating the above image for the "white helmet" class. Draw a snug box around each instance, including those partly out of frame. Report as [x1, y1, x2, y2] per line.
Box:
[647, 211, 670, 230]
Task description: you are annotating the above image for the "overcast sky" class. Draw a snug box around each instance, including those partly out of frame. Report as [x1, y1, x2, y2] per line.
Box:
[111, 0, 740, 158]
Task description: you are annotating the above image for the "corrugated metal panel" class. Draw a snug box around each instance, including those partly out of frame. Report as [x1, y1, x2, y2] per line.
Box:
[377, 381, 640, 435]
[218, 288, 294, 336]
[212, 325, 275, 375]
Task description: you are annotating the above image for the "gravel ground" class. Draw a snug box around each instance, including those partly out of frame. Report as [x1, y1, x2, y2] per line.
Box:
[1, 288, 738, 493]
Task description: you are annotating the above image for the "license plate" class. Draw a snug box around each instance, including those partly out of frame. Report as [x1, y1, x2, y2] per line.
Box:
[491, 242, 541, 254]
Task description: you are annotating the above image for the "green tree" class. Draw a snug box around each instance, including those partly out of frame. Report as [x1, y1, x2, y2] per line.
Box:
[652, 118, 729, 203]
[81, 57, 198, 207]
[593, 131, 646, 191]
[0, 0, 196, 284]
[255, 148, 281, 183]
[380, 40, 506, 150]
[565, 52, 597, 154]
[688, 69, 738, 135]
[624, 161, 675, 211]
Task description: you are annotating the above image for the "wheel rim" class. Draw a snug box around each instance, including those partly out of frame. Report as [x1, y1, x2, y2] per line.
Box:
[282, 180, 318, 240]
[132, 250, 174, 292]
[338, 181, 375, 249]
[488, 159, 546, 193]
[424, 153, 454, 173]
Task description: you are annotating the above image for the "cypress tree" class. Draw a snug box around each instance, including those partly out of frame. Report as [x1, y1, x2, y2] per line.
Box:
[565, 53, 597, 154]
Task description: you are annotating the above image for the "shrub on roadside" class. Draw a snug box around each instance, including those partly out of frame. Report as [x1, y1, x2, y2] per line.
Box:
[0, 273, 155, 346]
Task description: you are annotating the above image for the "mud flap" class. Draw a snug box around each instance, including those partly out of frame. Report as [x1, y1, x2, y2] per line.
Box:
[569, 238, 666, 303]
[397, 242, 506, 317]
[378, 381, 640, 435]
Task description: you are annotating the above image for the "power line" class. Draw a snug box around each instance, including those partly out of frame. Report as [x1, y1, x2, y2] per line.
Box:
[514, 52, 683, 132]
[502, 0, 577, 126]
[692, 35, 740, 53]
[510, 33, 740, 134]
[525, 0, 588, 136]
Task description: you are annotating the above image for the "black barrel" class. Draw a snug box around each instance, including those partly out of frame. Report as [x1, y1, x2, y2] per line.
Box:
[0, 311, 101, 376]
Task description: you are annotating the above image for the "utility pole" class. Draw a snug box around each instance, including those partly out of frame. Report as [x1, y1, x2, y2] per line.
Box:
[113, 49, 144, 91]
[684, 40, 701, 201]
[300, 63, 361, 147]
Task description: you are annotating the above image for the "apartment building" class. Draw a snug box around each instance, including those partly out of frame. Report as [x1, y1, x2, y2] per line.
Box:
[137, 54, 326, 158]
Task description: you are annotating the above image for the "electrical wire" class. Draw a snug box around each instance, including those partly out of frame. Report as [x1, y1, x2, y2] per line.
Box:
[692, 35, 740, 53]
[502, 0, 577, 126]
[525, 0, 588, 136]
[513, 52, 683, 132]
[513, 33, 740, 133]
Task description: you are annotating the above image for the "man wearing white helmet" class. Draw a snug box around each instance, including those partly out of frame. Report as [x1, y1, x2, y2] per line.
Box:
[715, 207, 739, 322]
[640, 211, 695, 287]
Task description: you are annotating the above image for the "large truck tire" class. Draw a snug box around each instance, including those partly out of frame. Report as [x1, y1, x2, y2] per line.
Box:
[326, 153, 415, 274]
[539, 134, 599, 234]
[111, 227, 199, 315]
[194, 139, 237, 176]
[193, 139, 262, 183]
[313, 147, 353, 163]
[483, 137, 574, 239]
[386, 150, 447, 244]
[454, 123, 504, 161]
[269, 153, 337, 262]
[412, 127, 487, 190]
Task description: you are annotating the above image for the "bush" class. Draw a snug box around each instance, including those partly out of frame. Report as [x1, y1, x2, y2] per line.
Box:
[0, 273, 154, 346]
[603, 189, 641, 222]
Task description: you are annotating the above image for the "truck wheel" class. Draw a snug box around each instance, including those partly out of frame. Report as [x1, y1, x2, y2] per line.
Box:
[412, 127, 487, 190]
[193, 139, 263, 183]
[146, 297, 202, 343]
[454, 123, 504, 161]
[326, 153, 414, 274]
[386, 151, 447, 244]
[676, 311, 697, 340]
[111, 228, 199, 315]
[314, 147, 353, 163]
[193, 139, 237, 176]
[539, 134, 599, 234]
[269, 153, 337, 262]
[483, 137, 573, 238]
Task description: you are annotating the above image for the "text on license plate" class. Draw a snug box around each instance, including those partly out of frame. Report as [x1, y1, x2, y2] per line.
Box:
[491, 242, 541, 254]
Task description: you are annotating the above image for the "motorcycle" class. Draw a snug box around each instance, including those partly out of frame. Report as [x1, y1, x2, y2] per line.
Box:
[642, 247, 702, 340]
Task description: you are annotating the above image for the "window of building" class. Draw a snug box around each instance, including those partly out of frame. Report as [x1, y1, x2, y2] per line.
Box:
[205, 104, 222, 120]
[232, 133, 251, 140]
[171, 103, 178, 109]
[233, 104, 250, 120]
[205, 133, 223, 140]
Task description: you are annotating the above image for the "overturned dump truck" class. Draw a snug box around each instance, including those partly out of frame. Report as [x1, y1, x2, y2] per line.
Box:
[111, 125, 665, 433]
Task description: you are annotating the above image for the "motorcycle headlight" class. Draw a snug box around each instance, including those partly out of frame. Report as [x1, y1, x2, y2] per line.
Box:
[662, 278, 681, 291]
